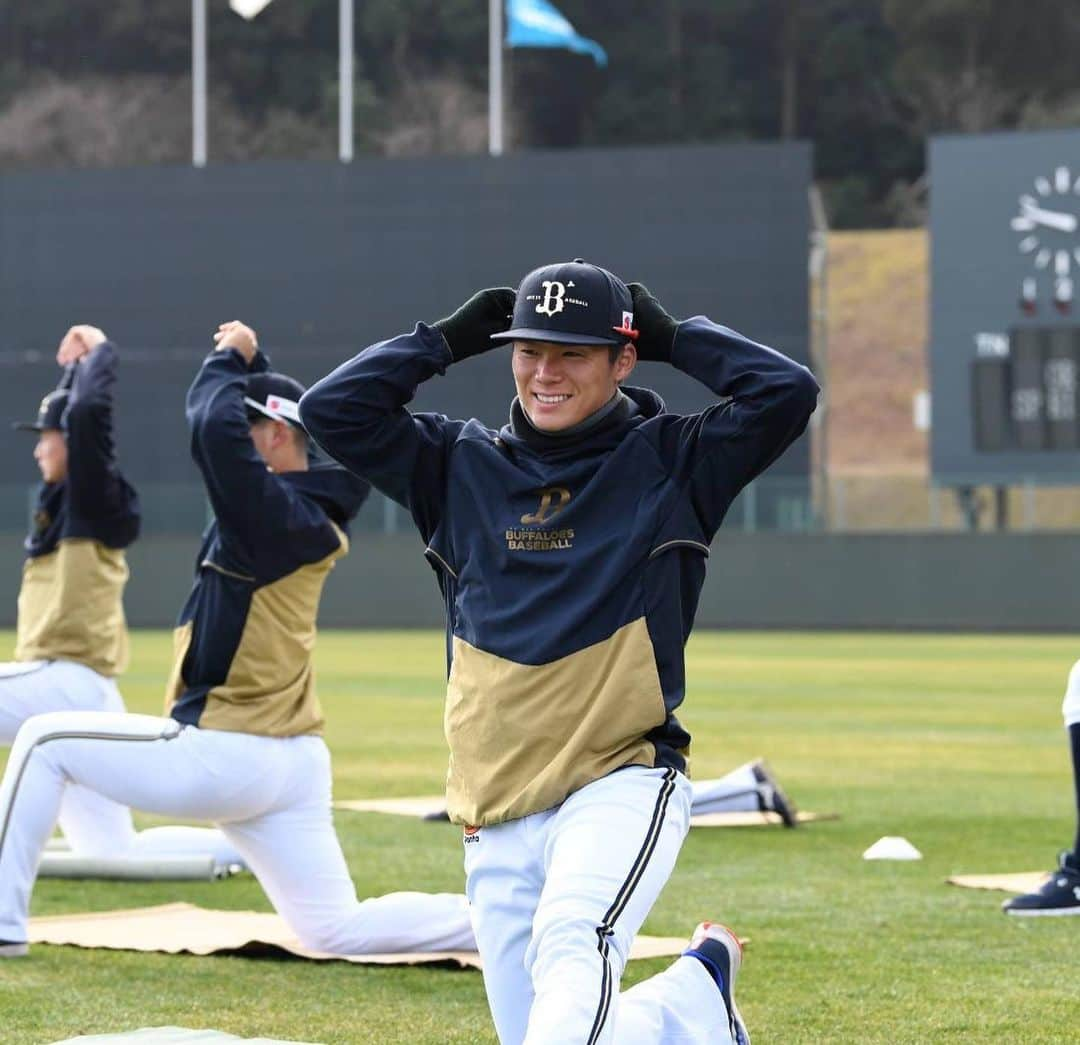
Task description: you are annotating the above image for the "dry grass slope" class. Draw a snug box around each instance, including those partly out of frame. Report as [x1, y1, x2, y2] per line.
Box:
[826, 229, 929, 477]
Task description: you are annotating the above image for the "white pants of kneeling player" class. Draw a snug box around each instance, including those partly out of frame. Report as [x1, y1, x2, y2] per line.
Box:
[0, 711, 474, 953]
[464, 766, 734, 1045]
[1064, 659, 1080, 727]
[0, 660, 238, 865]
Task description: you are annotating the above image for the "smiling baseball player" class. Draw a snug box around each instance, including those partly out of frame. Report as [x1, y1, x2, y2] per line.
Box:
[301, 260, 819, 1043]
[0, 321, 475, 960]
[1, 326, 239, 866]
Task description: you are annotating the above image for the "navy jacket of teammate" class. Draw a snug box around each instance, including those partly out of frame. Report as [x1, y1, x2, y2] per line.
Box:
[166, 347, 370, 737]
[300, 278, 818, 826]
[15, 342, 140, 678]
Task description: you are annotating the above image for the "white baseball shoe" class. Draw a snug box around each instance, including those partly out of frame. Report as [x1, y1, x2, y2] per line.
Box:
[0, 939, 28, 958]
[686, 921, 750, 1044]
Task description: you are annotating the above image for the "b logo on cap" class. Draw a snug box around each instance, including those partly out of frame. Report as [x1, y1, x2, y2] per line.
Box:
[535, 281, 567, 318]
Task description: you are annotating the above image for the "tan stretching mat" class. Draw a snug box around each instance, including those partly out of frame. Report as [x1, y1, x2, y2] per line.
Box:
[946, 871, 1051, 894]
[690, 810, 837, 828]
[334, 795, 838, 828]
[51, 1029, 319, 1045]
[28, 903, 688, 968]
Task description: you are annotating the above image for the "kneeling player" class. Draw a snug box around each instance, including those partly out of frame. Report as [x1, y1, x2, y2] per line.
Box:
[302, 261, 819, 1043]
[2, 325, 238, 866]
[0, 321, 474, 959]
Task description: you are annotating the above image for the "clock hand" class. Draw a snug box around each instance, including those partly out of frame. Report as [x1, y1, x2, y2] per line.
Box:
[1020, 198, 1078, 232]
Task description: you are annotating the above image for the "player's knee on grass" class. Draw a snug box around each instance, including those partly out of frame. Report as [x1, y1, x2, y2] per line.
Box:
[291, 917, 354, 955]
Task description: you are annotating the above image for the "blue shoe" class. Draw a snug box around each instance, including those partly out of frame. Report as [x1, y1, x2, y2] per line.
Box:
[1002, 854, 1080, 917]
[686, 921, 750, 1044]
[0, 939, 28, 958]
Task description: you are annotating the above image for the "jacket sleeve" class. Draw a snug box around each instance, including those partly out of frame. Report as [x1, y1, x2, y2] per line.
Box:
[653, 316, 819, 538]
[299, 323, 465, 543]
[64, 341, 140, 545]
[186, 348, 335, 574]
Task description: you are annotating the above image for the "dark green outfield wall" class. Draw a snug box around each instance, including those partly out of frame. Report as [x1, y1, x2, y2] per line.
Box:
[2, 533, 1076, 633]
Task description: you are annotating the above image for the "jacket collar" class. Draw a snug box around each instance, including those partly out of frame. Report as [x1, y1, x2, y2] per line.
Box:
[279, 464, 370, 529]
[500, 385, 664, 457]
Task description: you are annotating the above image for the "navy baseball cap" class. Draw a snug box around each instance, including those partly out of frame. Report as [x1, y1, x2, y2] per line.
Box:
[491, 259, 639, 347]
[12, 389, 70, 433]
[244, 372, 307, 431]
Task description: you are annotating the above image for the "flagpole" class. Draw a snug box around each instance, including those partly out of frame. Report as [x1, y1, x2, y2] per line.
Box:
[339, 0, 354, 163]
[489, 0, 503, 156]
[192, 0, 207, 167]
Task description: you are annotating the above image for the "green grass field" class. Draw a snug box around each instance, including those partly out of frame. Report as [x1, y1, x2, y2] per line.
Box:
[1, 629, 1077, 1044]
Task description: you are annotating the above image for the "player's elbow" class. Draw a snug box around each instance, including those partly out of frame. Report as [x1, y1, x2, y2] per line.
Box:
[187, 410, 222, 449]
[298, 381, 359, 460]
[185, 408, 237, 470]
[782, 364, 820, 420]
[63, 399, 104, 435]
[297, 385, 329, 441]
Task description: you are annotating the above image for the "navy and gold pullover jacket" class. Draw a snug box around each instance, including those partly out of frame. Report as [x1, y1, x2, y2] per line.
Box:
[165, 348, 369, 738]
[16, 343, 140, 678]
[301, 317, 818, 825]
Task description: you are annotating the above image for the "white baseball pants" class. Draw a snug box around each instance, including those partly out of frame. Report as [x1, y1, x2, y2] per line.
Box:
[690, 762, 761, 815]
[0, 711, 475, 954]
[1063, 659, 1080, 727]
[0, 660, 239, 865]
[464, 766, 735, 1045]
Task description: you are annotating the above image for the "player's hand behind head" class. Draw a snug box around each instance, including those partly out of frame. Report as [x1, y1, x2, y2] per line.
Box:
[56, 325, 107, 367]
[214, 321, 258, 365]
[434, 288, 516, 361]
[627, 284, 677, 363]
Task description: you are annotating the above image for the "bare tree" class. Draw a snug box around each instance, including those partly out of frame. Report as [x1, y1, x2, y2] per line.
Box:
[374, 75, 487, 158]
[0, 75, 340, 171]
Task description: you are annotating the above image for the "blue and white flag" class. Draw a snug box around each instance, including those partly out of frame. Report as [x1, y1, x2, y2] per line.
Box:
[506, 0, 608, 68]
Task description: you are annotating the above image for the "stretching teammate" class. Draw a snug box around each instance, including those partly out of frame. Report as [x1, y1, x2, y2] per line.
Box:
[2, 325, 236, 865]
[1003, 658, 1080, 915]
[692, 759, 798, 824]
[0, 321, 474, 959]
[302, 260, 818, 1043]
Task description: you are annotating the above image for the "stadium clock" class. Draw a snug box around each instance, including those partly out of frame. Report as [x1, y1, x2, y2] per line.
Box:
[1011, 165, 1080, 313]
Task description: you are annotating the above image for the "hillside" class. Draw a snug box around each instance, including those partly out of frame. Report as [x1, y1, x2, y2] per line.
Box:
[824, 229, 928, 477]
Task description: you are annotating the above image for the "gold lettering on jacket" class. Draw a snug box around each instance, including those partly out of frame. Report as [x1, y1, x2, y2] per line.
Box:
[505, 528, 575, 552]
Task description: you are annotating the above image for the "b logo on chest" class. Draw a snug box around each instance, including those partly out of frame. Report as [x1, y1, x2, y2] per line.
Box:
[506, 487, 575, 552]
[521, 487, 571, 525]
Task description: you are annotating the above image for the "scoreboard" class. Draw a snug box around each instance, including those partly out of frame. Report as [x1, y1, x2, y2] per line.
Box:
[931, 129, 1080, 484]
[972, 327, 1080, 452]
